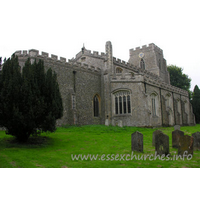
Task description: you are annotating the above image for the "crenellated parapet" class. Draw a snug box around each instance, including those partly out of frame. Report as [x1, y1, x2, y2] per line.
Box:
[72, 49, 106, 63]
[130, 43, 163, 55]
[15, 49, 69, 63]
[15, 49, 101, 74]
[112, 55, 188, 97]
[72, 62, 101, 73]
[113, 57, 139, 72]
[144, 75, 189, 97]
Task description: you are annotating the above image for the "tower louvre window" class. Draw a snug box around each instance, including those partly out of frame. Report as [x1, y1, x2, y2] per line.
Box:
[140, 59, 145, 69]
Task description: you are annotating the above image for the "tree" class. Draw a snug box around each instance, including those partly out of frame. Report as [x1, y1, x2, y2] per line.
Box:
[191, 85, 200, 123]
[0, 54, 63, 142]
[167, 65, 191, 91]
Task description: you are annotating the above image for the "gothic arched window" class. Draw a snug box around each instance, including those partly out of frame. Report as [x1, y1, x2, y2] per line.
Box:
[114, 91, 131, 115]
[150, 93, 157, 116]
[140, 59, 145, 69]
[93, 95, 99, 117]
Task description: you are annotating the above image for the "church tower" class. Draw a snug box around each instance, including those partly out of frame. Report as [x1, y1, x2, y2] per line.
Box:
[129, 43, 170, 84]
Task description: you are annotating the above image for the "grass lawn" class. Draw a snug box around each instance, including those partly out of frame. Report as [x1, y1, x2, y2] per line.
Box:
[0, 124, 200, 168]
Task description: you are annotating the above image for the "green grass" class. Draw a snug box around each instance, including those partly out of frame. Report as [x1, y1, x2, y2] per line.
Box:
[0, 124, 200, 168]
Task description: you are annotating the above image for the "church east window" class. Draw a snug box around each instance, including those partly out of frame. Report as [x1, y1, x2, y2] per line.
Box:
[93, 95, 99, 117]
[114, 91, 131, 115]
[140, 59, 145, 69]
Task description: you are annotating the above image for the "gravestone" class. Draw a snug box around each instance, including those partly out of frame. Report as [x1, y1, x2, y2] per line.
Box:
[178, 135, 194, 156]
[105, 119, 109, 126]
[174, 125, 180, 131]
[172, 130, 184, 148]
[117, 120, 123, 127]
[131, 131, 143, 152]
[155, 131, 169, 156]
[192, 132, 200, 151]
[152, 130, 163, 146]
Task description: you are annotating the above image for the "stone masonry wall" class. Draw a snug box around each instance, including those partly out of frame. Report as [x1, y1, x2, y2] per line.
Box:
[15, 50, 102, 126]
[14, 41, 195, 128]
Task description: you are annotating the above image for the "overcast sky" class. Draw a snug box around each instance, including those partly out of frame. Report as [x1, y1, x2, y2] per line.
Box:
[1, 0, 199, 90]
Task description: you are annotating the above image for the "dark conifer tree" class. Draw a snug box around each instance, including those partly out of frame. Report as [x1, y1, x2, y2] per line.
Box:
[191, 85, 200, 124]
[0, 55, 63, 142]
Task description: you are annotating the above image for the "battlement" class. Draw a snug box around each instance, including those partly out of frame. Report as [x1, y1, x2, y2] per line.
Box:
[15, 49, 69, 63]
[75, 49, 106, 60]
[113, 57, 139, 72]
[73, 62, 101, 73]
[130, 43, 163, 54]
[15, 49, 101, 74]
[144, 74, 189, 96]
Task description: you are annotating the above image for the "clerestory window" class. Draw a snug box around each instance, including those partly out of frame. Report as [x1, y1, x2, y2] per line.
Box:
[116, 67, 123, 74]
[114, 91, 131, 115]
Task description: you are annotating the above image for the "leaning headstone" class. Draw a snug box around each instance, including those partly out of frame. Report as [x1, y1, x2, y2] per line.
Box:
[152, 130, 163, 146]
[174, 125, 180, 131]
[192, 132, 200, 151]
[178, 135, 193, 156]
[131, 131, 143, 152]
[105, 119, 109, 126]
[155, 131, 169, 156]
[172, 130, 184, 148]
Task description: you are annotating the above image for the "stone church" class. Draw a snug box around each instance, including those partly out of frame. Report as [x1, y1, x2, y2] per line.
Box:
[15, 41, 195, 127]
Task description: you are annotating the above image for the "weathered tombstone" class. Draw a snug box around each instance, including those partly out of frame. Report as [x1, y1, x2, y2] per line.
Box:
[174, 125, 180, 131]
[131, 131, 143, 152]
[105, 119, 109, 126]
[192, 132, 200, 151]
[172, 130, 184, 148]
[178, 135, 194, 156]
[152, 130, 163, 146]
[118, 120, 123, 127]
[155, 131, 169, 156]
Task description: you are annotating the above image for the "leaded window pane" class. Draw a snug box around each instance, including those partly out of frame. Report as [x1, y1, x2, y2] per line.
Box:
[123, 96, 126, 114]
[127, 95, 131, 113]
[115, 97, 118, 114]
[119, 96, 122, 114]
